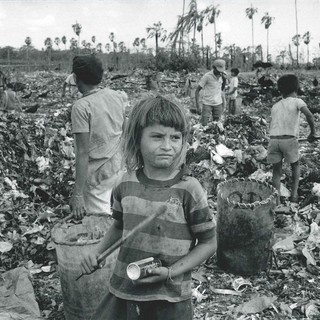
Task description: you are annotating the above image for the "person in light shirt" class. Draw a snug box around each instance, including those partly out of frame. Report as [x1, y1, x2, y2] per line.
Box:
[267, 74, 316, 204]
[195, 59, 227, 125]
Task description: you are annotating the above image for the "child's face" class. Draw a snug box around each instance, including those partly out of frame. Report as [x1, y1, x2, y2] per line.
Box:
[140, 124, 183, 171]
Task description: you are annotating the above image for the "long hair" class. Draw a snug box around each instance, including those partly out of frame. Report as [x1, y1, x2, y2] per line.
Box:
[123, 95, 190, 173]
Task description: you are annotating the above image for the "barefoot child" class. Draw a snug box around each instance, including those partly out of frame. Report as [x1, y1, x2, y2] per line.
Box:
[226, 68, 239, 115]
[80, 95, 217, 320]
[267, 74, 316, 204]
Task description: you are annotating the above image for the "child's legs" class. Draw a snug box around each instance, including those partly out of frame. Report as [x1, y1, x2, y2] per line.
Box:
[271, 161, 283, 197]
[290, 161, 300, 200]
[139, 299, 193, 320]
[229, 99, 236, 115]
[201, 104, 212, 126]
[281, 138, 300, 200]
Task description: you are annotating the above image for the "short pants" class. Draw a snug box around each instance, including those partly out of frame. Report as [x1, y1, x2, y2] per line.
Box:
[267, 137, 299, 164]
[92, 291, 193, 320]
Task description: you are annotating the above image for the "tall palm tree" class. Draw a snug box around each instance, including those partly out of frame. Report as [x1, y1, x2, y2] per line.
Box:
[179, 0, 186, 55]
[294, 0, 300, 66]
[44, 37, 53, 66]
[72, 22, 82, 54]
[261, 12, 274, 61]
[133, 37, 140, 52]
[96, 43, 102, 53]
[207, 4, 220, 58]
[54, 37, 61, 50]
[61, 36, 67, 50]
[245, 5, 258, 63]
[25, 37, 32, 71]
[91, 36, 96, 53]
[105, 43, 111, 53]
[118, 41, 125, 53]
[292, 34, 301, 65]
[303, 31, 311, 64]
[70, 38, 77, 51]
[279, 50, 286, 65]
[146, 21, 167, 57]
[140, 38, 147, 53]
[197, 13, 205, 60]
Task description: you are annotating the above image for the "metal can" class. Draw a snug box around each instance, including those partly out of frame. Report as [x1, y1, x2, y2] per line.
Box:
[127, 257, 162, 280]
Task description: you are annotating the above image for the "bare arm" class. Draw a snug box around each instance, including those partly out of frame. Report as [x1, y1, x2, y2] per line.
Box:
[69, 132, 89, 218]
[300, 106, 316, 137]
[61, 82, 67, 97]
[80, 220, 123, 274]
[195, 85, 202, 113]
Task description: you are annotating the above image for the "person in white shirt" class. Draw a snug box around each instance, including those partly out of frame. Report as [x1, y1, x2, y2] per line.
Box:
[267, 74, 315, 204]
[195, 59, 227, 125]
[61, 73, 79, 98]
[226, 68, 239, 115]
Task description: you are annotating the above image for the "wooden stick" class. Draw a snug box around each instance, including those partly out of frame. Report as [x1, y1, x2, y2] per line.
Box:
[75, 206, 166, 281]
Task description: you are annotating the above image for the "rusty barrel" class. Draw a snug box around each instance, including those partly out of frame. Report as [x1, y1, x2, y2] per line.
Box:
[217, 178, 277, 275]
[51, 214, 118, 320]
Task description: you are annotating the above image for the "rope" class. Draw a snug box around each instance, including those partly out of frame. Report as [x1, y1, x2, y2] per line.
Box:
[217, 178, 278, 209]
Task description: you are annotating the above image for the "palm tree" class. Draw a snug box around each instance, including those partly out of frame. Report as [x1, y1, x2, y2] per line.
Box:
[54, 37, 61, 50]
[70, 38, 77, 51]
[245, 5, 258, 63]
[140, 38, 147, 53]
[44, 37, 53, 66]
[179, 0, 186, 55]
[72, 22, 82, 54]
[133, 37, 140, 52]
[118, 41, 125, 53]
[279, 50, 286, 65]
[293, 0, 301, 66]
[146, 21, 167, 57]
[303, 31, 311, 64]
[292, 34, 301, 66]
[261, 12, 274, 61]
[105, 43, 111, 53]
[170, 1, 202, 56]
[207, 4, 220, 58]
[96, 43, 102, 53]
[25, 37, 32, 71]
[197, 13, 205, 60]
[91, 36, 96, 53]
[61, 36, 67, 50]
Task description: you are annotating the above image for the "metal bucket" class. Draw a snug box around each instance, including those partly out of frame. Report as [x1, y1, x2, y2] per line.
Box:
[217, 178, 277, 275]
[51, 214, 117, 320]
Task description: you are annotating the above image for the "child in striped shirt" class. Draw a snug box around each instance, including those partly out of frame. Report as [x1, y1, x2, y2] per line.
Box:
[80, 95, 217, 320]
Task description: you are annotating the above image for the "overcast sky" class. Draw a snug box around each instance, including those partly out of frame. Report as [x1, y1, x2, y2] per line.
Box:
[0, 0, 319, 60]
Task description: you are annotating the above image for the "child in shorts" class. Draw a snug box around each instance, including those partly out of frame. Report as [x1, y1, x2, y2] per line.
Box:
[227, 68, 239, 115]
[80, 95, 217, 320]
[267, 74, 316, 203]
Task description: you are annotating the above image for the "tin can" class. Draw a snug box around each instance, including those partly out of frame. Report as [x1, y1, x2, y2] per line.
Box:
[232, 277, 252, 292]
[127, 257, 162, 280]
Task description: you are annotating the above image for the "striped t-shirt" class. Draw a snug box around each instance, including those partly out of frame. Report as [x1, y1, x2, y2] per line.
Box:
[109, 168, 216, 302]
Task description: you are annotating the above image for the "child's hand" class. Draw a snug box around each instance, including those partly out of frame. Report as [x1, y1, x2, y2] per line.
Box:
[80, 251, 99, 275]
[134, 267, 169, 284]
